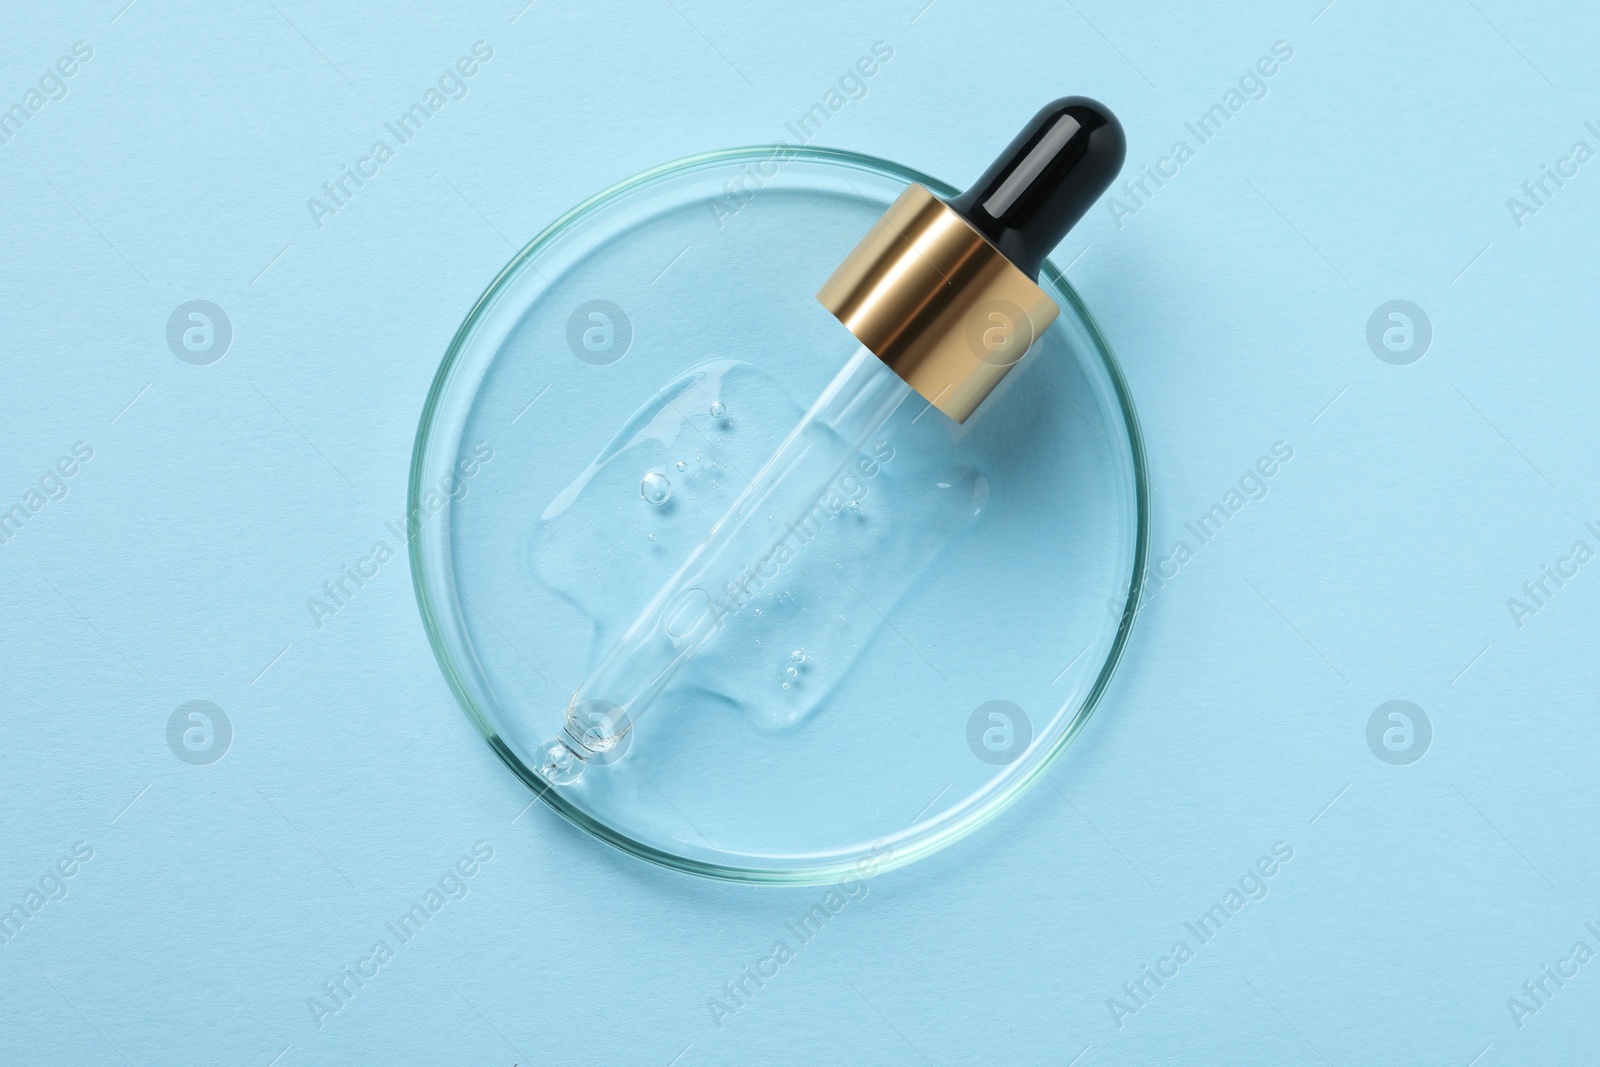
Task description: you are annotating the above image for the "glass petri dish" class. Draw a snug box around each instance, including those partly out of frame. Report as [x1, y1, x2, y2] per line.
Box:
[410, 146, 1146, 884]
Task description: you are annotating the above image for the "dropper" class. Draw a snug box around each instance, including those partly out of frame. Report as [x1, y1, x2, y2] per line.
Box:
[537, 97, 1126, 784]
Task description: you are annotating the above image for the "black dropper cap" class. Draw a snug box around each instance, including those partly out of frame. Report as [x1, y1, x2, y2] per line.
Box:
[945, 97, 1126, 280]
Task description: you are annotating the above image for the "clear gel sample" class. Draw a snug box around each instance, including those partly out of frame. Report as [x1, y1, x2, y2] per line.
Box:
[531, 347, 992, 780]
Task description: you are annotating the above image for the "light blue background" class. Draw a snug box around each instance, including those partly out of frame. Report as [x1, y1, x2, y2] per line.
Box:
[3, 1, 1597, 1064]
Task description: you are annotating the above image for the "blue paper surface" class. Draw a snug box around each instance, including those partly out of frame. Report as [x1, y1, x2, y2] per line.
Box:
[3, 1, 1598, 1063]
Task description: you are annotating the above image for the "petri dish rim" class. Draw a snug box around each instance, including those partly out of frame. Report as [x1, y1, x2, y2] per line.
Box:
[409, 144, 1149, 884]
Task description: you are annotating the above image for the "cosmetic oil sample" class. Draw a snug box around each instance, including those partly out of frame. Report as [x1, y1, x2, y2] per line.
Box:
[531, 357, 989, 745]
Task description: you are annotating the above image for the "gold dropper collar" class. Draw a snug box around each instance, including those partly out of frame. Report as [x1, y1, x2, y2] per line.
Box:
[816, 184, 1058, 423]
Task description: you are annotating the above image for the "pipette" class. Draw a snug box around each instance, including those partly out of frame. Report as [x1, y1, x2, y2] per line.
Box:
[537, 97, 1126, 783]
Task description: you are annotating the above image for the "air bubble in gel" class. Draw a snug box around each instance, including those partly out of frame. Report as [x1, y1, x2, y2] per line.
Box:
[640, 471, 672, 506]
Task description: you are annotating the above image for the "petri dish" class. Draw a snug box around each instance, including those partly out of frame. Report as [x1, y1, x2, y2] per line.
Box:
[409, 145, 1147, 884]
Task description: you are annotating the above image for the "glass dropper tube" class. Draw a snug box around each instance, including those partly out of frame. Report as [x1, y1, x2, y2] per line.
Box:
[536, 345, 912, 783]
